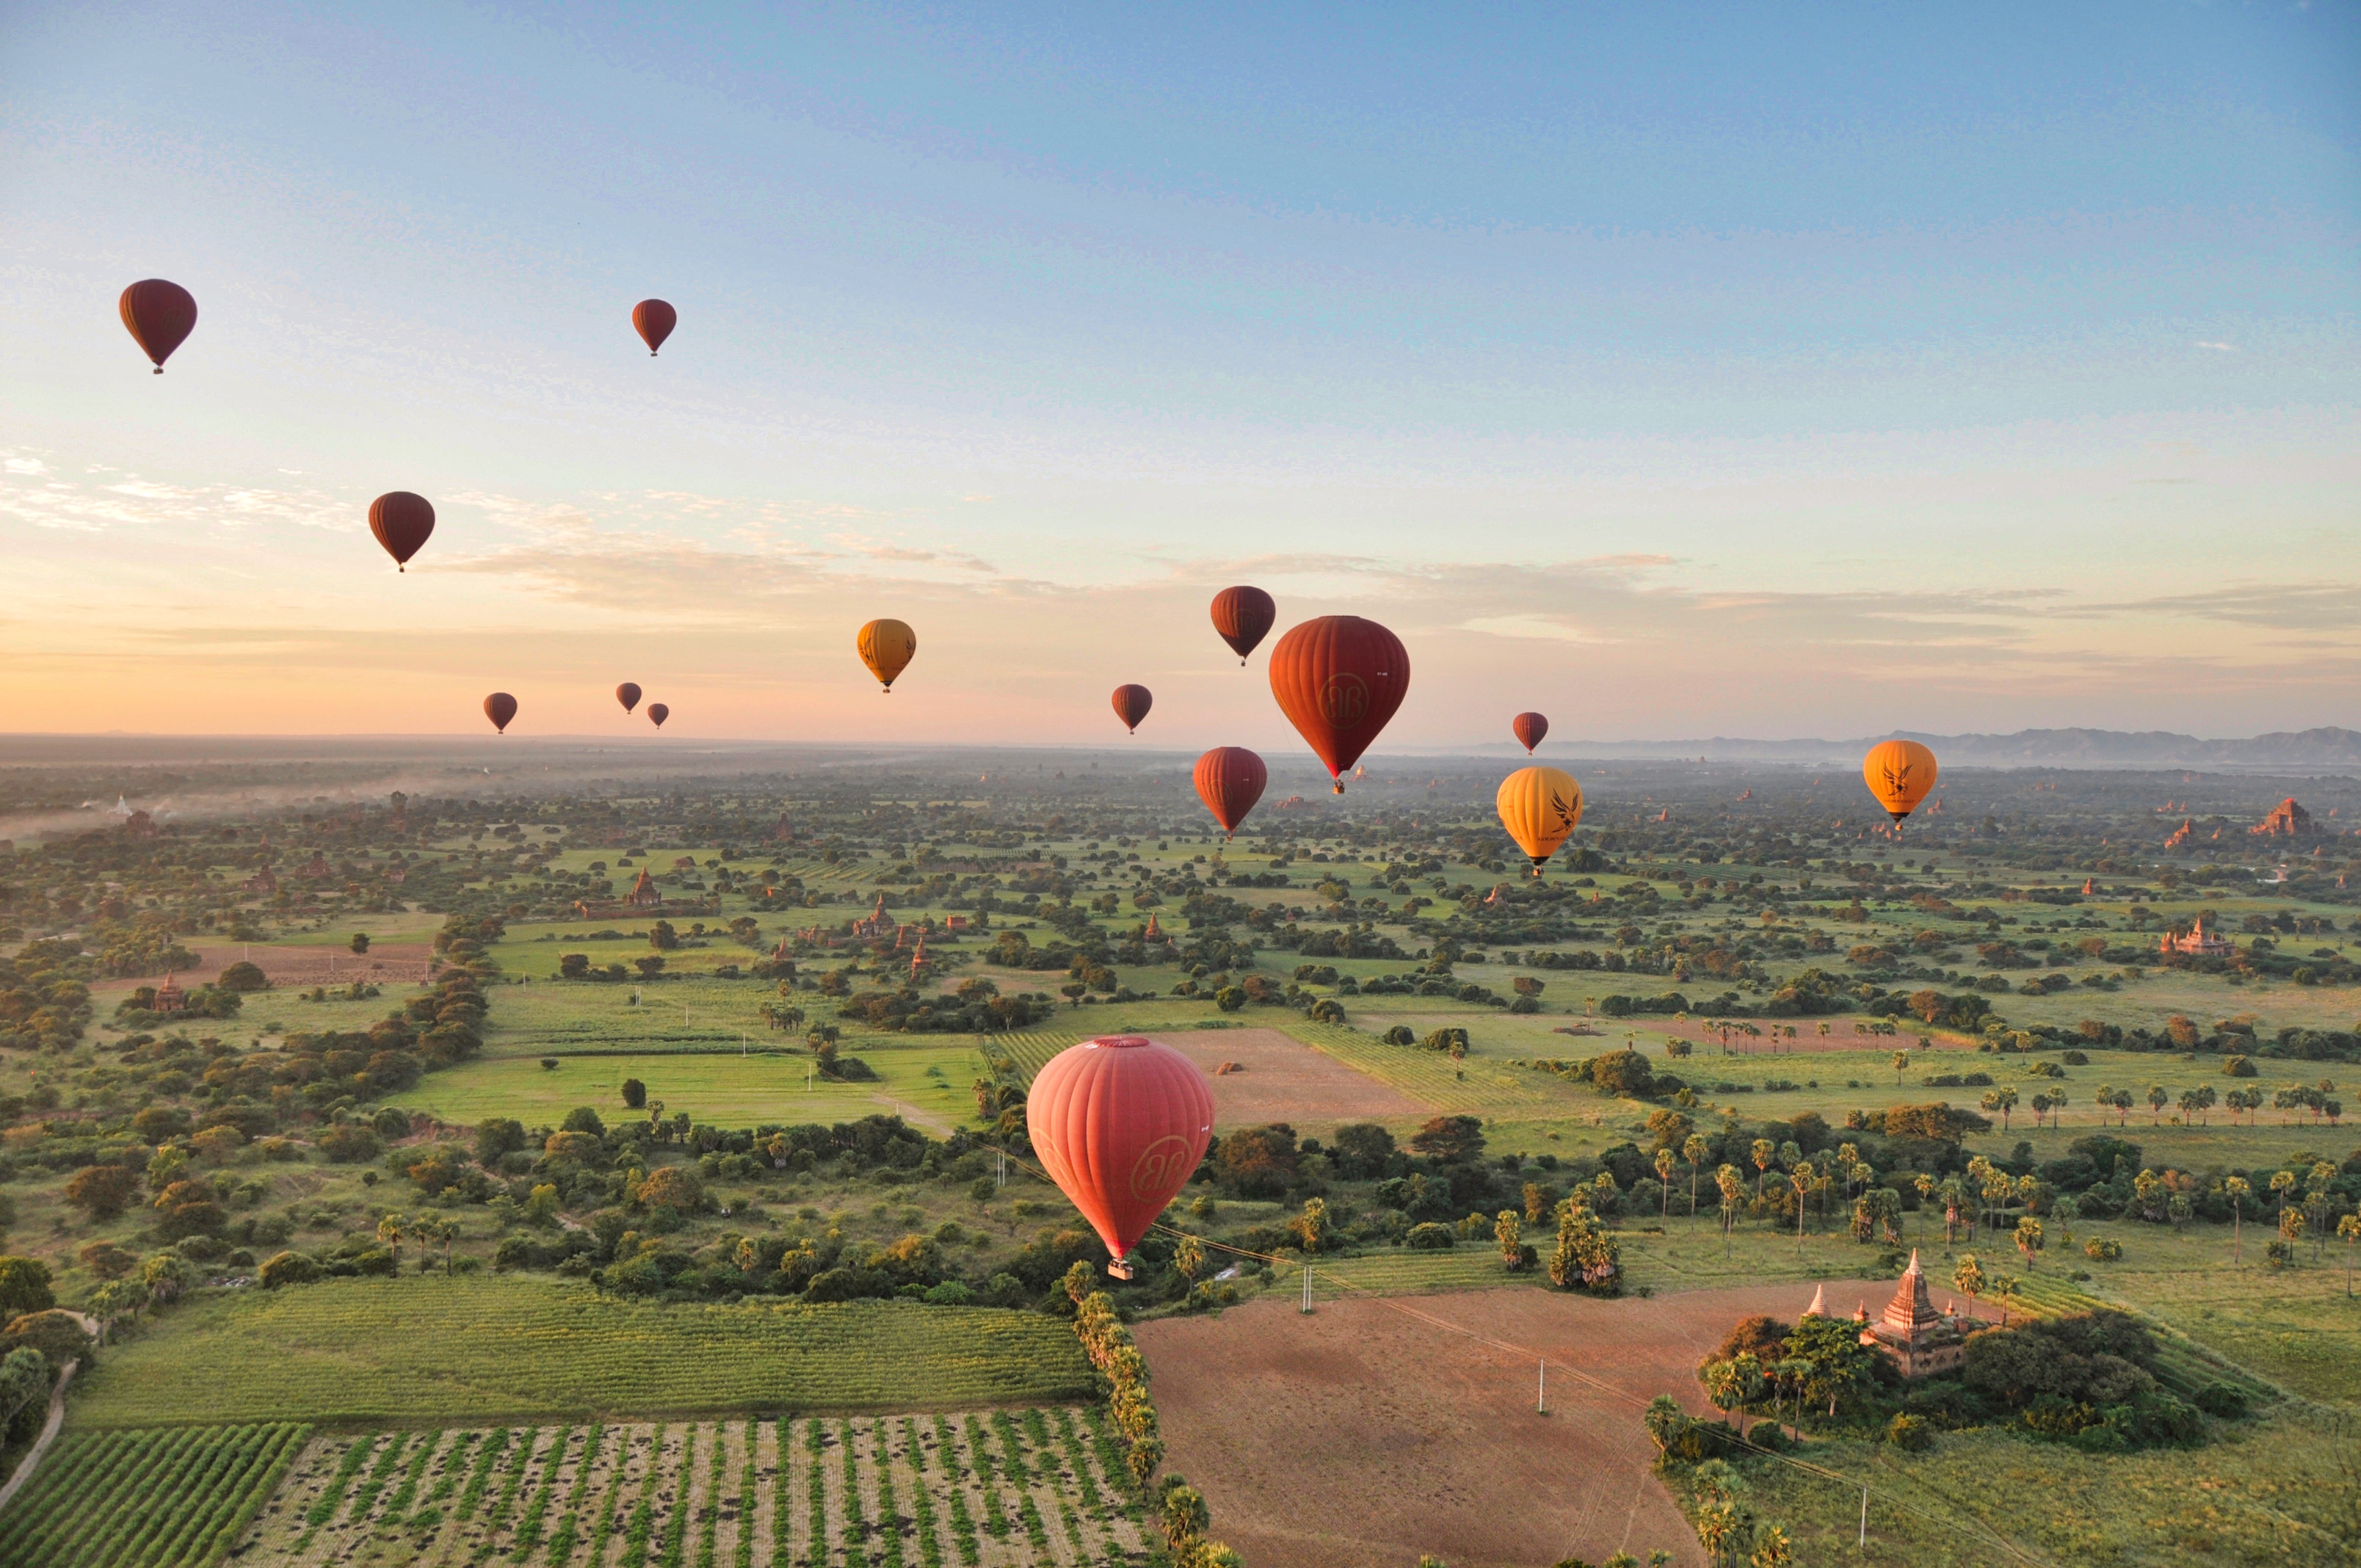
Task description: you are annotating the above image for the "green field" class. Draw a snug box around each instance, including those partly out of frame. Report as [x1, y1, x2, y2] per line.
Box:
[405, 1043, 990, 1130]
[68, 1279, 1094, 1428]
[0, 1423, 308, 1568]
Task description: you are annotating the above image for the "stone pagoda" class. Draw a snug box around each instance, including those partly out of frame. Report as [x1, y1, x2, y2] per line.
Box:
[1856, 1250, 1969, 1379]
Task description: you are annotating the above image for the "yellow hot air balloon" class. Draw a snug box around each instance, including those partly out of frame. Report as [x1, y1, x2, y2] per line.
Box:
[1863, 738, 1938, 826]
[1497, 765, 1585, 875]
[857, 618, 917, 692]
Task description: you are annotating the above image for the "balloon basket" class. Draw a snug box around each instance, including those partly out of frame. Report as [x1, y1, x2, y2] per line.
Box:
[1106, 1257, 1136, 1281]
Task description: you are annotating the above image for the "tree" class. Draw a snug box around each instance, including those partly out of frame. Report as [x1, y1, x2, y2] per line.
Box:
[1953, 1254, 1985, 1315]
[259, 1251, 323, 1288]
[634, 956, 667, 979]
[1791, 1163, 1815, 1244]
[2014, 1216, 2044, 1271]
[474, 1117, 526, 1165]
[139, 1252, 197, 1307]
[377, 1212, 405, 1270]
[1891, 1050, 1910, 1087]
[63, 1164, 139, 1221]
[1979, 1086, 2017, 1130]
[1495, 1210, 1523, 1269]
[0, 1258, 54, 1319]
[2224, 1177, 2251, 1263]
[1750, 1524, 1794, 1568]
[2147, 1084, 2168, 1125]
[649, 920, 680, 951]
[349, 932, 371, 954]
[1174, 1234, 1205, 1284]
[2339, 1213, 2360, 1297]
[1655, 1147, 1676, 1227]
[0, 1347, 50, 1433]
[1715, 1164, 1747, 1254]
[1683, 1133, 1711, 1224]
[621, 1078, 648, 1110]
[1701, 1352, 1764, 1437]
[1408, 1115, 1486, 1165]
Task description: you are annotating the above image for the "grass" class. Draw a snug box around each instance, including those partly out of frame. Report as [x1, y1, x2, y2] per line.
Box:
[67, 1277, 1092, 1429]
[403, 1045, 988, 1130]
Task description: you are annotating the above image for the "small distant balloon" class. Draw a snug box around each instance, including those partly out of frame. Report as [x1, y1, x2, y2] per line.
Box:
[1111, 684, 1153, 735]
[120, 280, 197, 373]
[1863, 739, 1938, 826]
[1512, 712, 1548, 753]
[615, 683, 642, 714]
[1193, 747, 1267, 838]
[1210, 586, 1276, 665]
[857, 619, 918, 692]
[648, 703, 670, 729]
[633, 300, 676, 356]
[368, 493, 435, 572]
[483, 692, 518, 734]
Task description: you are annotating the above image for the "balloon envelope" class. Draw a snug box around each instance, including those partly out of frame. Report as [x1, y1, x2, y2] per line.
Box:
[369, 493, 435, 572]
[1268, 615, 1410, 791]
[120, 280, 197, 372]
[483, 692, 518, 734]
[633, 300, 676, 355]
[1027, 1035, 1214, 1277]
[1863, 739, 1938, 824]
[1210, 586, 1276, 664]
[615, 683, 642, 714]
[1193, 747, 1267, 836]
[1497, 765, 1584, 874]
[857, 619, 918, 691]
[1512, 712, 1548, 753]
[648, 703, 670, 729]
[1111, 684, 1153, 733]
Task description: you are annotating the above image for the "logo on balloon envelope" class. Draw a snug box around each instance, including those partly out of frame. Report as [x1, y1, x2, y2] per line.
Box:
[1127, 1135, 1197, 1202]
[1317, 672, 1371, 725]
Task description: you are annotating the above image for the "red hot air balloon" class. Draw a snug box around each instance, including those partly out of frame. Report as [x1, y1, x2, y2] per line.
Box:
[1269, 616, 1410, 793]
[369, 493, 435, 572]
[1193, 747, 1267, 838]
[615, 683, 642, 714]
[1111, 684, 1153, 734]
[483, 693, 518, 733]
[1028, 1035, 1214, 1279]
[633, 300, 676, 356]
[120, 280, 198, 373]
[647, 703, 670, 729]
[1210, 587, 1276, 665]
[1512, 711, 1548, 754]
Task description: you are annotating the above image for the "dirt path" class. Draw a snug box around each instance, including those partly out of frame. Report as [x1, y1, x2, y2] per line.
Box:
[0, 1359, 77, 1513]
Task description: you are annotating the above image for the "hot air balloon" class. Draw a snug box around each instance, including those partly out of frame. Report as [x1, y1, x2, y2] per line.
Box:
[615, 683, 642, 714]
[1863, 739, 1938, 827]
[1497, 765, 1584, 875]
[368, 493, 435, 572]
[1111, 684, 1153, 734]
[857, 619, 917, 692]
[120, 280, 197, 373]
[1193, 747, 1266, 838]
[1209, 587, 1275, 665]
[483, 692, 518, 734]
[1027, 1035, 1214, 1279]
[1512, 712, 1548, 754]
[633, 300, 676, 356]
[1268, 616, 1410, 793]
[648, 703, 670, 729]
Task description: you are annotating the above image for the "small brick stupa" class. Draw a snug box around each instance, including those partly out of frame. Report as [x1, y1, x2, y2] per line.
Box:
[1857, 1250, 1968, 1378]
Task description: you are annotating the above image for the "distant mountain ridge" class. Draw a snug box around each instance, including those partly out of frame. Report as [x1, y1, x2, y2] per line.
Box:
[1528, 727, 2361, 771]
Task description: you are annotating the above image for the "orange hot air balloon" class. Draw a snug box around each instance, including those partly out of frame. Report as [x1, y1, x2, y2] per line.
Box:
[1863, 739, 1938, 826]
[483, 692, 518, 734]
[1210, 586, 1276, 665]
[1268, 615, 1410, 793]
[615, 683, 642, 714]
[369, 493, 435, 572]
[1497, 765, 1584, 875]
[647, 703, 670, 729]
[120, 280, 197, 373]
[633, 300, 676, 356]
[1512, 712, 1548, 753]
[1111, 684, 1153, 734]
[1194, 747, 1267, 838]
[1028, 1035, 1214, 1279]
[857, 619, 917, 692]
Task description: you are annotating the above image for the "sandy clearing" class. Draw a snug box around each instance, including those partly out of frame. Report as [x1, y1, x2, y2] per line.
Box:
[1147, 1026, 1432, 1128]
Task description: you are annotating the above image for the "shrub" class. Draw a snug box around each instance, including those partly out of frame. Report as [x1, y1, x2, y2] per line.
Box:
[1887, 1413, 1934, 1451]
[2085, 1238, 2122, 1262]
[1382, 1026, 1415, 1046]
[2192, 1382, 2249, 1419]
[1404, 1222, 1457, 1250]
[258, 1251, 322, 1289]
[317, 1124, 384, 1164]
[215, 961, 271, 992]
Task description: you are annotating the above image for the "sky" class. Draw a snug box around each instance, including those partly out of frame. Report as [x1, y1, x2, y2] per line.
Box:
[2, 1, 2358, 749]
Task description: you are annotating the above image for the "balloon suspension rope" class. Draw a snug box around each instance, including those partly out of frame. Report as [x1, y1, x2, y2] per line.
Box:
[984, 1138, 2054, 1567]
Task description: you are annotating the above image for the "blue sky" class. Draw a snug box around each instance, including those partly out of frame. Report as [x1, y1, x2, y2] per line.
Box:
[2, 1, 2357, 744]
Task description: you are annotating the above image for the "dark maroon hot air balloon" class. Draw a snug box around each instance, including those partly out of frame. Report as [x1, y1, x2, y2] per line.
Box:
[1111, 684, 1153, 735]
[633, 300, 676, 356]
[616, 683, 642, 714]
[369, 493, 435, 572]
[1210, 586, 1276, 665]
[483, 693, 518, 734]
[1512, 712, 1548, 754]
[1268, 615, 1410, 793]
[1193, 747, 1267, 838]
[120, 280, 197, 373]
[647, 703, 670, 729]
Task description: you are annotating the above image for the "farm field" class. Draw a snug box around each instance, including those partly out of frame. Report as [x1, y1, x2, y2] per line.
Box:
[405, 1046, 985, 1131]
[0, 1422, 308, 1568]
[224, 1408, 1150, 1568]
[67, 1280, 1093, 1428]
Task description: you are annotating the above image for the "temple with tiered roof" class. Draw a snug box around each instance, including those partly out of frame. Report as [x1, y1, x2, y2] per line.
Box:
[1853, 1252, 1969, 1378]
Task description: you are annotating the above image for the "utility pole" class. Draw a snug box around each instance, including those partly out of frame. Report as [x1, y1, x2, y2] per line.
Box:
[1859, 1484, 1869, 1549]
[1538, 1361, 1547, 1414]
[1299, 1264, 1313, 1314]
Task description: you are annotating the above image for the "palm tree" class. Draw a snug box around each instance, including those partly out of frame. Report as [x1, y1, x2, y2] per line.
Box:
[1952, 1253, 1985, 1318]
[377, 1212, 405, 1271]
[1892, 1050, 1910, 1087]
[1655, 1147, 1676, 1227]
[2147, 1084, 2168, 1125]
[1683, 1133, 1711, 1224]
[2224, 1176, 2251, 1263]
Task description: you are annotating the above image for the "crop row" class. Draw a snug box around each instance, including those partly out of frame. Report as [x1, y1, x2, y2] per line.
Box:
[0, 1423, 308, 1568]
[238, 1407, 1150, 1567]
